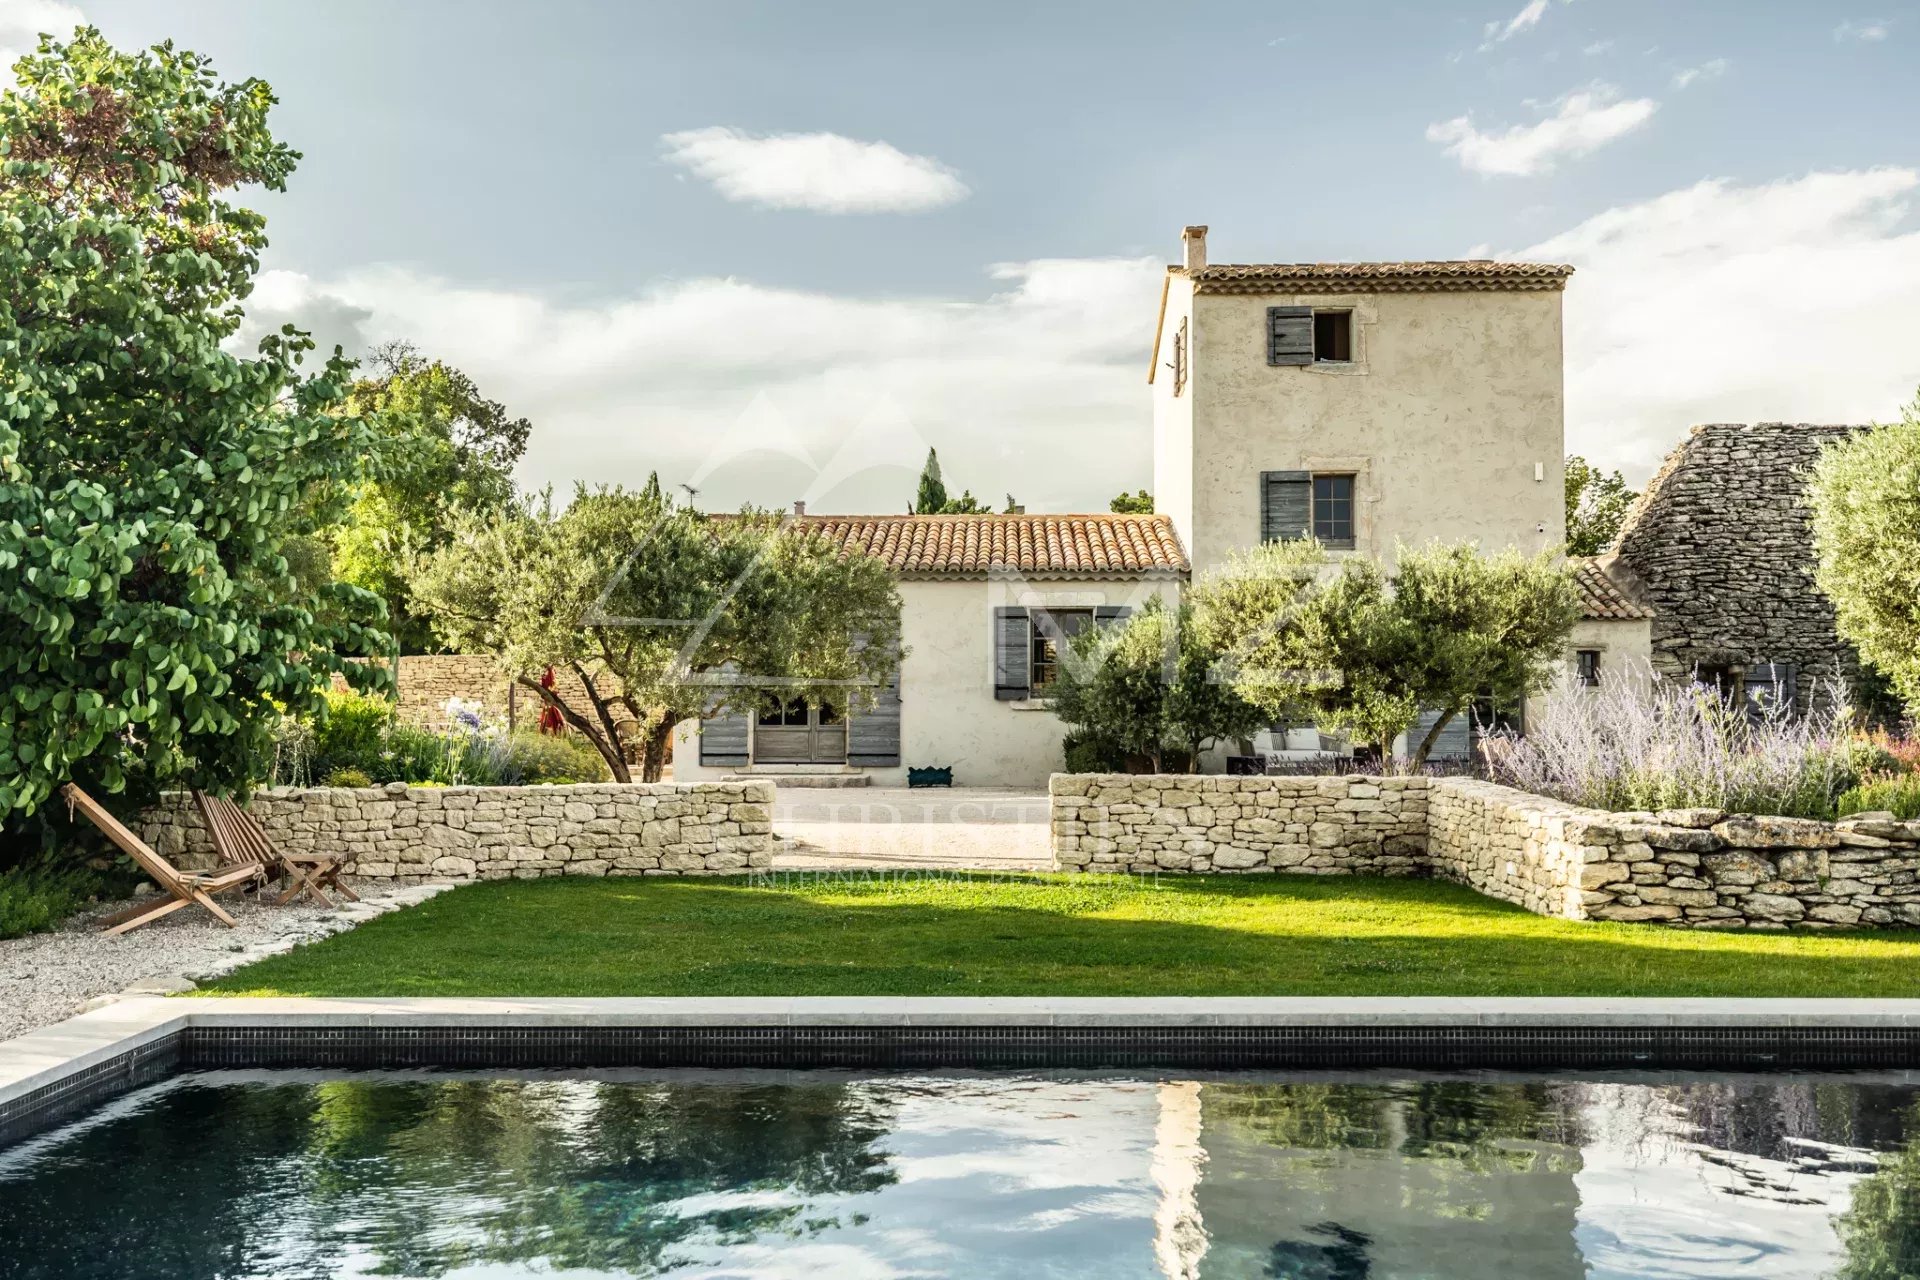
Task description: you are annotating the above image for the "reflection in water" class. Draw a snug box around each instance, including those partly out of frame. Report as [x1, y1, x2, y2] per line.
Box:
[2, 1070, 1919, 1278]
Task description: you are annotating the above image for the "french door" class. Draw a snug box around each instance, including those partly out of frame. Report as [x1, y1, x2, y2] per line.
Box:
[753, 699, 847, 765]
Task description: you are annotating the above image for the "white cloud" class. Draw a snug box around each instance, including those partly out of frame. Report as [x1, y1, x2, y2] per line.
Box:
[1835, 18, 1891, 41]
[1582, 39, 1615, 56]
[1670, 57, 1728, 89]
[1427, 84, 1657, 175]
[1513, 168, 1920, 480]
[659, 126, 968, 214]
[1481, 0, 1548, 47]
[0, 0, 84, 79]
[243, 255, 1163, 512]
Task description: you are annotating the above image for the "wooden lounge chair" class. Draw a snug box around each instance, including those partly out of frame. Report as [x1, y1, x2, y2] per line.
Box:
[193, 790, 357, 906]
[60, 783, 265, 936]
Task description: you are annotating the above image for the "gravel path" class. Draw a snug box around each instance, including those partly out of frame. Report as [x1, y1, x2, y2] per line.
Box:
[0, 882, 451, 1043]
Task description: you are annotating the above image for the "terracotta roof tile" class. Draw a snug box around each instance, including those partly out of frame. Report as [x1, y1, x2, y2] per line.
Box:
[1183, 260, 1572, 294]
[792, 514, 1188, 579]
[1571, 555, 1654, 621]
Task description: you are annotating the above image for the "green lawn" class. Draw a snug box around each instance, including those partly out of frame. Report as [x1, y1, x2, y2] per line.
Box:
[198, 873, 1920, 999]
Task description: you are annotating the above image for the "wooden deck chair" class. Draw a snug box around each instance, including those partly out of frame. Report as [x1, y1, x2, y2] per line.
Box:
[193, 790, 357, 906]
[61, 784, 265, 936]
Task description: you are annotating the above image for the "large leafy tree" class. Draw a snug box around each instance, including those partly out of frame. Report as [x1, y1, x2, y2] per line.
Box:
[326, 341, 531, 652]
[1564, 455, 1638, 556]
[1808, 401, 1920, 715]
[1108, 489, 1153, 514]
[1194, 541, 1578, 765]
[0, 29, 390, 818]
[1050, 597, 1267, 773]
[411, 487, 903, 781]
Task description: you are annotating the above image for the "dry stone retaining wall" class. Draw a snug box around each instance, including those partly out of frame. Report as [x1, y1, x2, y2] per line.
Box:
[1052, 773, 1920, 930]
[1050, 774, 1428, 874]
[143, 781, 773, 883]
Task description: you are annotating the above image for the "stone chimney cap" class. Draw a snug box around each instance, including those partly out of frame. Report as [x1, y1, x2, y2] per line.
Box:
[793, 500, 807, 516]
[1182, 225, 1208, 273]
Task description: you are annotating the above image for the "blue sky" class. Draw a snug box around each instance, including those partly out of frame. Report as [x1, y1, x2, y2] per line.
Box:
[15, 0, 1920, 511]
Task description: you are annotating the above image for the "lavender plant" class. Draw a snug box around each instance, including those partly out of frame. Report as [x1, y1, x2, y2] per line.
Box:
[1481, 665, 1853, 818]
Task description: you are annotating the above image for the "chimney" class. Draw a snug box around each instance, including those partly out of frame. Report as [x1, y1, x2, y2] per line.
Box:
[793, 499, 807, 516]
[1182, 225, 1208, 273]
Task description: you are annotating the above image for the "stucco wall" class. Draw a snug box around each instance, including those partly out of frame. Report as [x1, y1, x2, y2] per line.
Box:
[672, 576, 1179, 788]
[143, 781, 773, 882]
[1169, 288, 1564, 575]
[1567, 617, 1653, 682]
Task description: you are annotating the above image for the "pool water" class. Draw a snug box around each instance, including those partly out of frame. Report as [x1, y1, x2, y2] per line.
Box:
[2, 1070, 1918, 1278]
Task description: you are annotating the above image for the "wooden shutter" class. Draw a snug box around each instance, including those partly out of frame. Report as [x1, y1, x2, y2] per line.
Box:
[993, 606, 1031, 700]
[1260, 471, 1312, 542]
[848, 661, 901, 767]
[699, 709, 749, 767]
[1409, 707, 1473, 760]
[1267, 306, 1313, 366]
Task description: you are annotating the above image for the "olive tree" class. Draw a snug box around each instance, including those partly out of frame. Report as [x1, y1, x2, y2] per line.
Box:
[410, 487, 903, 781]
[1808, 401, 1920, 716]
[0, 29, 390, 819]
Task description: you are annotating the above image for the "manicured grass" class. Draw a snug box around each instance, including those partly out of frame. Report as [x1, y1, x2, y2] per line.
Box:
[197, 873, 1920, 999]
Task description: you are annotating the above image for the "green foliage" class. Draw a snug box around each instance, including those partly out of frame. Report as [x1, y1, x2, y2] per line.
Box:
[1809, 399, 1920, 717]
[505, 730, 611, 784]
[0, 857, 103, 939]
[410, 486, 904, 781]
[0, 29, 392, 821]
[1193, 540, 1579, 763]
[1049, 597, 1267, 772]
[1109, 489, 1153, 514]
[1062, 730, 1129, 774]
[322, 767, 373, 788]
[310, 689, 396, 776]
[1840, 776, 1920, 821]
[1834, 1108, 1920, 1279]
[910, 447, 1004, 514]
[1564, 455, 1638, 556]
[324, 342, 531, 653]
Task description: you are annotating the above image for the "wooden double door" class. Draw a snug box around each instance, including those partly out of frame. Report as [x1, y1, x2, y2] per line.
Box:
[754, 698, 847, 765]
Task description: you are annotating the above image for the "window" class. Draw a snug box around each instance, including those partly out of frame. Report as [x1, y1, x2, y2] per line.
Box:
[1311, 474, 1354, 547]
[1313, 311, 1352, 362]
[1172, 317, 1188, 396]
[1262, 471, 1357, 548]
[1029, 608, 1094, 692]
[1575, 649, 1601, 687]
[757, 699, 808, 727]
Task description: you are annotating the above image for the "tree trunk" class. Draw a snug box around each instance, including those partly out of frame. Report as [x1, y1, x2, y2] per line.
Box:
[515, 676, 631, 783]
[638, 719, 676, 783]
[1409, 703, 1465, 771]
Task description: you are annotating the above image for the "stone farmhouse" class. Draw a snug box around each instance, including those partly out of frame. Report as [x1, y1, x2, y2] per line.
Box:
[671, 226, 1577, 785]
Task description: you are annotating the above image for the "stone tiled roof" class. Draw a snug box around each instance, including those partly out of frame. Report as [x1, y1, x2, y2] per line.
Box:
[791, 514, 1189, 579]
[1182, 260, 1573, 294]
[1571, 554, 1655, 621]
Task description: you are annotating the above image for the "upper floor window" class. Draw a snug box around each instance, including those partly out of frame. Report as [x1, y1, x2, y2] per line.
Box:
[1261, 471, 1356, 549]
[1313, 311, 1352, 362]
[1268, 306, 1355, 366]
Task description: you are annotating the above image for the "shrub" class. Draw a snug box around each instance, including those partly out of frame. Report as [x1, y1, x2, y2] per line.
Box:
[1482, 667, 1852, 819]
[323, 767, 374, 789]
[0, 859, 103, 940]
[1839, 776, 1920, 821]
[1063, 732, 1129, 774]
[506, 731, 611, 784]
[311, 690, 398, 779]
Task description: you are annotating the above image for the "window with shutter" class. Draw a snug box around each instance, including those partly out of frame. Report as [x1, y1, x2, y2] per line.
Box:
[993, 607, 1031, 700]
[1172, 318, 1188, 396]
[1266, 306, 1313, 366]
[1260, 471, 1312, 542]
[1312, 474, 1355, 548]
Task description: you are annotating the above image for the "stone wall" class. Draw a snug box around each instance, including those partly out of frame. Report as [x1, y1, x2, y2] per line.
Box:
[1050, 774, 1428, 874]
[1051, 773, 1920, 930]
[1613, 422, 1860, 711]
[143, 781, 773, 882]
[345, 655, 601, 730]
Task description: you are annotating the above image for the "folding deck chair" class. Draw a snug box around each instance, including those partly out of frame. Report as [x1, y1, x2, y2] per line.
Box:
[60, 783, 266, 936]
[193, 790, 357, 906]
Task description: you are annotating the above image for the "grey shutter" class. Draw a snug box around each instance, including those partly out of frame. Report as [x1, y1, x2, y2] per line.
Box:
[1267, 306, 1313, 366]
[1744, 663, 1799, 718]
[699, 710, 749, 767]
[1260, 471, 1311, 542]
[993, 606, 1031, 700]
[848, 642, 902, 767]
[1410, 707, 1472, 760]
[1093, 605, 1132, 627]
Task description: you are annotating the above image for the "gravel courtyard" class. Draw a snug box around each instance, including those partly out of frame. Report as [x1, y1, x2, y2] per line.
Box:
[771, 787, 1052, 871]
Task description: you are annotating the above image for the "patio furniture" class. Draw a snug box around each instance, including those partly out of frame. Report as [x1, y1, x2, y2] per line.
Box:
[61, 783, 266, 936]
[193, 790, 357, 906]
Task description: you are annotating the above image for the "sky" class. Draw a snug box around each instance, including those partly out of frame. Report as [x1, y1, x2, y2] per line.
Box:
[12, 0, 1920, 511]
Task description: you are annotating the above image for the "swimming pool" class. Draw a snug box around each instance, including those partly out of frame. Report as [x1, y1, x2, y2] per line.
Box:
[2, 1068, 1915, 1278]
